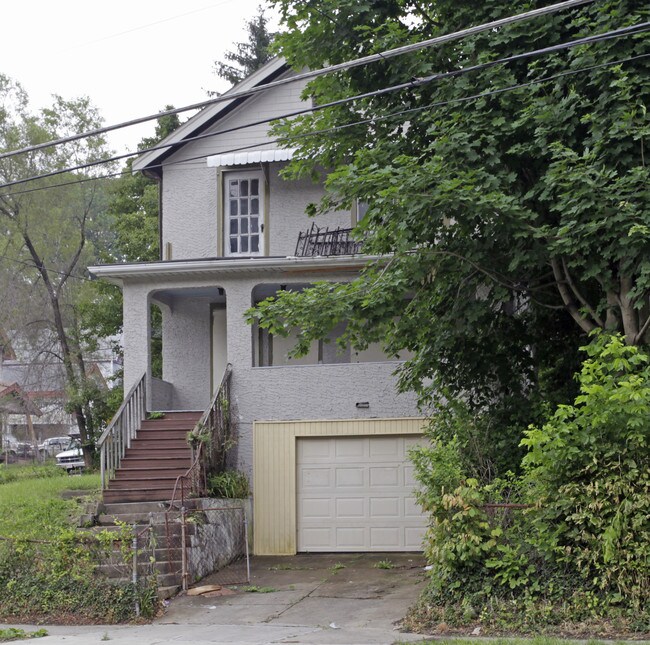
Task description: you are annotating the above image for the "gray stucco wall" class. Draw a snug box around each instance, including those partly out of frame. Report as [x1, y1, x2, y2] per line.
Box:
[159, 68, 352, 262]
[160, 296, 213, 410]
[121, 268, 420, 485]
[162, 161, 352, 261]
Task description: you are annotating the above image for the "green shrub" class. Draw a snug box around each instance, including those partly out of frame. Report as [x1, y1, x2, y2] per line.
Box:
[207, 470, 250, 498]
[522, 332, 650, 608]
[411, 333, 650, 634]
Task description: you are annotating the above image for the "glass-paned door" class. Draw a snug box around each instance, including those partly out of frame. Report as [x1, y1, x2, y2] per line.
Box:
[225, 172, 264, 256]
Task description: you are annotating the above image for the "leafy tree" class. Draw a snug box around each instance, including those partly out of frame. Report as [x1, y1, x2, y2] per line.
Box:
[212, 5, 275, 88]
[83, 108, 182, 379]
[0, 74, 114, 465]
[250, 0, 649, 470]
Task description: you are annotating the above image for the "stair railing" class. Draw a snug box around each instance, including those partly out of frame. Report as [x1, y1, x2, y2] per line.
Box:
[98, 373, 147, 490]
[168, 363, 233, 508]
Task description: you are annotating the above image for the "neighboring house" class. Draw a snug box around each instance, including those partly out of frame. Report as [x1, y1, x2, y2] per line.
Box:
[0, 330, 120, 450]
[90, 58, 427, 555]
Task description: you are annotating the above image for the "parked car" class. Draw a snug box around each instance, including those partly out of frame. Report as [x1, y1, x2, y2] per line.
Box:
[55, 436, 85, 473]
[38, 436, 70, 457]
[1, 438, 35, 461]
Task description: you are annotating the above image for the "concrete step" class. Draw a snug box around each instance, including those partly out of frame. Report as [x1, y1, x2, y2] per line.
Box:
[103, 488, 179, 503]
[98, 571, 182, 588]
[101, 501, 187, 515]
[158, 585, 181, 600]
[97, 560, 182, 578]
[84, 523, 196, 540]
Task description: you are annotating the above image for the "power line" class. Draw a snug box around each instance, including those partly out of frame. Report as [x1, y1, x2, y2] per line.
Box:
[1, 21, 647, 192]
[0, 0, 595, 162]
[2, 50, 647, 202]
[57, 1, 235, 53]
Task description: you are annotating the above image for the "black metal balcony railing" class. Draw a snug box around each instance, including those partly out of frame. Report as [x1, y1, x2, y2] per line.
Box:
[295, 223, 363, 257]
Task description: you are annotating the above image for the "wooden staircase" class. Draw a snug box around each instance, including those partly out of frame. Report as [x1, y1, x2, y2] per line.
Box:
[103, 411, 202, 504]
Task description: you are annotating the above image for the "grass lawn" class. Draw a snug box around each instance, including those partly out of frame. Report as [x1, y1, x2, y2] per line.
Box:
[0, 464, 100, 539]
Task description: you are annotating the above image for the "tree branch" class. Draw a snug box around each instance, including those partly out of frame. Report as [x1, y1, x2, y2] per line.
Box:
[550, 257, 598, 334]
[561, 257, 604, 327]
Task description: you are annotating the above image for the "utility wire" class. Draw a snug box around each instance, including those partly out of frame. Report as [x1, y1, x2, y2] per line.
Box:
[0, 0, 595, 162]
[2, 50, 647, 202]
[1, 21, 647, 191]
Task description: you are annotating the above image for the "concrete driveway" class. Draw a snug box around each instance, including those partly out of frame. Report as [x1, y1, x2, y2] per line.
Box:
[9, 553, 431, 644]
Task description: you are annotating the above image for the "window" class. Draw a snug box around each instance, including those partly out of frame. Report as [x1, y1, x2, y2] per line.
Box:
[224, 171, 264, 256]
[356, 200, 370, 223]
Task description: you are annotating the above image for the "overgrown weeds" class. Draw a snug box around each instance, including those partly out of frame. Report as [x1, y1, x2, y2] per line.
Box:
[0, 465, 158, 622]
[409, 334, 650, 637]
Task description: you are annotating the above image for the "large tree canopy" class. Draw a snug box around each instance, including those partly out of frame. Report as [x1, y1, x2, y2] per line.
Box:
[252, 0, 649, 423]
[0, 75, 113, 462]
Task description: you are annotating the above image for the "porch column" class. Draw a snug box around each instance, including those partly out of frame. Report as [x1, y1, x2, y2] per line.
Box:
[122, 285, 151, 409]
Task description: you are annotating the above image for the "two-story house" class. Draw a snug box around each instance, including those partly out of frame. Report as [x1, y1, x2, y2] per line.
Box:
[91, 58, 427, 555]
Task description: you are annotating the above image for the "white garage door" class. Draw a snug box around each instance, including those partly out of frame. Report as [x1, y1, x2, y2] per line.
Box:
[297, 435, 428, 551]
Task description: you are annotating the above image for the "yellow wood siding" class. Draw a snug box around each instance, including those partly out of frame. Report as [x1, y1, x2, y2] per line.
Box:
[253, 417, 426, 555]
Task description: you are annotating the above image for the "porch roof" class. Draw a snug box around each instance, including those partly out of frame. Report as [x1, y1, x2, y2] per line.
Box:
[88, 255, 383, 286]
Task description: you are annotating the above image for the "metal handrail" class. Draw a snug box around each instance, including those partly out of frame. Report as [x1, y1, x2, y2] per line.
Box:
[168, 363, 233, 508]
[98, 373, 147, 490]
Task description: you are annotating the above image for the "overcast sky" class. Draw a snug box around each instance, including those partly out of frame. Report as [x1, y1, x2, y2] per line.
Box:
[1, 0, 278, 154]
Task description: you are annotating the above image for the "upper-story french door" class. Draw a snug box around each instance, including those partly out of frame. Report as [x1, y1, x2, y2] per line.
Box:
[224, 171, 265, 256]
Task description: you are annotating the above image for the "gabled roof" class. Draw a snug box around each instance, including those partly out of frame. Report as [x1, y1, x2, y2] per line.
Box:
[133, 57, 290, 174]
[0, 382, 43, 416]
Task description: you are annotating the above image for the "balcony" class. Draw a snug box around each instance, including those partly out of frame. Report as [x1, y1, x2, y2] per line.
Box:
[295, 223, 363, 257]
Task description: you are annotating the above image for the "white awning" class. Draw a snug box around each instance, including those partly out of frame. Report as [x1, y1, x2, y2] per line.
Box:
[206, 148, 297, 168]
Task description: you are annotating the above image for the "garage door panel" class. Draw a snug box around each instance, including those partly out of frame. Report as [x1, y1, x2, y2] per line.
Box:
[301, 467, 331, 488]
[297, 436, 427, 552]
[369, 466, 399, 487]
[404, 464, 417, 486]
[299, 438, 332, 460]
[405, 496, 423, 517]
[335, 527, 366, 549]
[335, 467, 365, 487]
[300, 497, 331, 519]
[370, 527, 401, 549]
[335, 438, 366, 459]
[301, 527, 332, 549]
[370, 497, 400, 517]
[336, 497, 365, 517]
[369, 437, 400, 458]
[405, 525, 427, 549]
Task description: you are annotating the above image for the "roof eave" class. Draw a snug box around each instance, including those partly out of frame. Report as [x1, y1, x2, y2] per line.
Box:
[89, 255, 384, 285]
[132, 57, 290, 172]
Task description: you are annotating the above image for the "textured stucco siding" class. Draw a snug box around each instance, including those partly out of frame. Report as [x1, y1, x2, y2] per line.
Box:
[267, 166, 351, 256]
[158, 69, 352, 261]
[121, 269, 420, 479]
[162, 165, 218, 260]
[161, 296, 213, 410]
